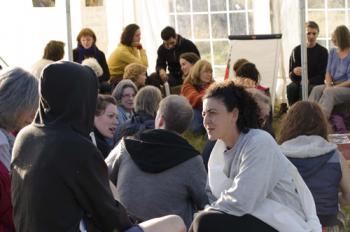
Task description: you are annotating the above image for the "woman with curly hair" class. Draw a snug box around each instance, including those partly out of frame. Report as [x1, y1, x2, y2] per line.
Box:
[123, 63, 147, 89]
[190, 81, 321, 232]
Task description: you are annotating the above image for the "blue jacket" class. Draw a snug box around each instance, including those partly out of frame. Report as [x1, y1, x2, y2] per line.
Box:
[280, 135, 342, 226]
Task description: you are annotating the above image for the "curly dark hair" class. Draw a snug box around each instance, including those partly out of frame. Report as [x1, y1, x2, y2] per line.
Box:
[203, 80, 260, 133]
[120, 24, 140, 46]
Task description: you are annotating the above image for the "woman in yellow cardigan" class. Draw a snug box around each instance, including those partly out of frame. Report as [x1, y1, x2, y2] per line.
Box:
[108, 24, 148, 86]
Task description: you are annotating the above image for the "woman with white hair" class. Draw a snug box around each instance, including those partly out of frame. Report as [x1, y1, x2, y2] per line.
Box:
[0, 67, 39, 232]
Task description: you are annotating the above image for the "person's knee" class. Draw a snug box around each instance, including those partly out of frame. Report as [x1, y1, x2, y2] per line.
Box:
[287, 82, 299, 92]
[322, 88, 337, 97]
[161, 215, 186, 232]
[190, 211, 215, 232]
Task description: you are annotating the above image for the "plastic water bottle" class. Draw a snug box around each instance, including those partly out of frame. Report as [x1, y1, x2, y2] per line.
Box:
[164, 81, 170, 96]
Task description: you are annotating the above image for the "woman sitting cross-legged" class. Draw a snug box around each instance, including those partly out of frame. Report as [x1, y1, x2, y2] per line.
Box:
[278, 101, 350, 231]
[309, 25, 350, 133]
[189, 81, 321, 232]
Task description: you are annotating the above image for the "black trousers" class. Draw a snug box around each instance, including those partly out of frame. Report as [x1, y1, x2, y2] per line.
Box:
[189, 210, 277, 232]
[146, 72, 183, 89]
[287, 82, 316, 106]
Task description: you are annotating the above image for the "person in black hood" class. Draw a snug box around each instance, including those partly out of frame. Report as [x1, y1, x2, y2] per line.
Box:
[11, 61, 186, 232]
[106, 95, 208, 229]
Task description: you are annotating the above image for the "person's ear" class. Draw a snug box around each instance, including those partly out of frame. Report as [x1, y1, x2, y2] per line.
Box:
[231, 108, 239, 124]
[158, 115, 165, 128]
[155, 112, 166, 129]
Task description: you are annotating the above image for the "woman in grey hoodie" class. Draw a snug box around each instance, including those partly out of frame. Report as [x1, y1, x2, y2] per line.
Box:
[190, 81, 320, 232]
[279, 101, 350, 231]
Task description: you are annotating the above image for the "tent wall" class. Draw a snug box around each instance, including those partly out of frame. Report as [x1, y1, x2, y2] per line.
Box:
[0, 0, 169, 73]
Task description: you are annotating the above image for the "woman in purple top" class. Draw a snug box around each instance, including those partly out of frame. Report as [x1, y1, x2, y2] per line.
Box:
[309, 25, 350, 118]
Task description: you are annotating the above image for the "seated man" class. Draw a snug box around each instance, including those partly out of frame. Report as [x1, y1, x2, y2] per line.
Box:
[287, 21, 328, 106]
[11, 61, 185, 232]
[149, 26, 200, 88]
[106, 95, 208, 229]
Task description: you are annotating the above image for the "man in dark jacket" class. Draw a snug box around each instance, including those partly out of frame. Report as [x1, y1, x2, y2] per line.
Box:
[11, 61, 185, 232]
[149, 26, 200, 87]
[287, 21, 328, 106]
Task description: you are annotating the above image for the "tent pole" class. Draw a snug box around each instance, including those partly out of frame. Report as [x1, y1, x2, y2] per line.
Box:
[300, 0, 308, 100]
[65, 0, 73, 61]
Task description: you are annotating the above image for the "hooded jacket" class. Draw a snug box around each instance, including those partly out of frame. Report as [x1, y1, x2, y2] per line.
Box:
[280, 135, 342, 226]
[105, 129, 208, 228]
[11, 61, 133, 232]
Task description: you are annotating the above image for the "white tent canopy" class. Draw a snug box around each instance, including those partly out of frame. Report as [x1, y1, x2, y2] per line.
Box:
[1, 0, 340, 104]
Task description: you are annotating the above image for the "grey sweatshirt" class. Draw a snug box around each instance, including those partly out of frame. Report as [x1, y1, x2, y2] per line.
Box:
[208, 129, 307, 220]
[106, 137, 208, 229]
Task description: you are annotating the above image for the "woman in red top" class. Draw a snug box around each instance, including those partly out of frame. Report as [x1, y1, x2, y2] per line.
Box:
[181, 60, 214, 134]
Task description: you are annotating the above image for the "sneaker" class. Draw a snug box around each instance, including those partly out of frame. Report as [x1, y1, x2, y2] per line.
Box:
[330, 114, 347, 134]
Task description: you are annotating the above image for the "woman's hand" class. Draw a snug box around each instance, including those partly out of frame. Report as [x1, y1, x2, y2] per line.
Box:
[131, 41, 142, 49]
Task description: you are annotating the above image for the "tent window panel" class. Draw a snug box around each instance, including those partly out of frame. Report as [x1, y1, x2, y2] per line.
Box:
[307, 0, 325, 8]
[211, 14, 228, 38]
[170, 15, 175, 28]
[193, 14, 210, 38]
[317, 39, 327, 48]
[176, 0, 190, 13]
[211, 0, 227, 11]
[192, 0, 208, 12]
[213, 41, 230, 65]
[328, 0, 345, 9]
[308, 11, 326, 37]
[195, 41, 211, 61]
[177, 15, 192, 38]
[328, 39, 336, 49]
[248, 12, 254, 34]
[229, 13, 247, 35]
[214, 67, 226, 80]
[169, 0, 174, 13]
[327, 11, 346, 33]
[229, 0, 252, 11]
